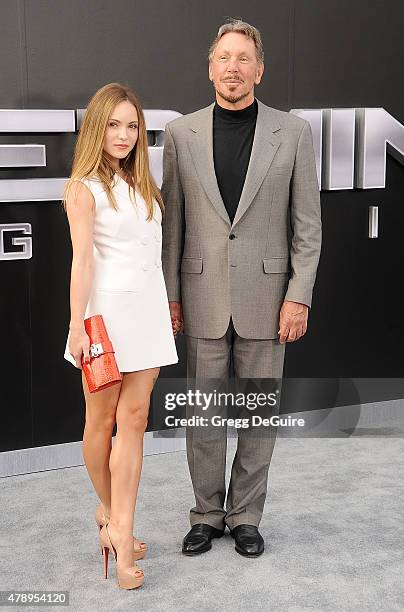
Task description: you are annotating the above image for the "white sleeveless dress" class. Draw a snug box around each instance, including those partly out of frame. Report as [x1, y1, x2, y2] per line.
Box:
[64, 173, 178, 372]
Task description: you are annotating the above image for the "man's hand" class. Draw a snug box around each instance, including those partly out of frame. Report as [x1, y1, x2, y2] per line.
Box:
[169, 301, 183, 336]
[278, 301, 308, 344]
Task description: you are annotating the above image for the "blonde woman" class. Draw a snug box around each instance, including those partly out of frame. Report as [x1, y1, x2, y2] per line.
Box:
[63, 83, 178, 589]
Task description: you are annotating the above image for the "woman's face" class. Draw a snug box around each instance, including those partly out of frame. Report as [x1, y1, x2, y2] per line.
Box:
[103, 100, 139, 168]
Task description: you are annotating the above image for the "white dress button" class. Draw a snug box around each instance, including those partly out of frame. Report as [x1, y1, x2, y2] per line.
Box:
[141, 235, 149, 245]
[142, 262, 150, 271]
[156, 260, 162, 268]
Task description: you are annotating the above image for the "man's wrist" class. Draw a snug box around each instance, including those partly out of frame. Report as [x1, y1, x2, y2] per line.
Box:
[284, 300, 308, 308]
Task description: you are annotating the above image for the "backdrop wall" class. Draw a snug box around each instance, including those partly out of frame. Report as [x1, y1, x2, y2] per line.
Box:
[1, 0, 403, 453]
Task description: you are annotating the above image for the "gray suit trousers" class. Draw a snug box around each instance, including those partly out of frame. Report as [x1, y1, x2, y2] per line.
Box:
[185, 317, 286, 530]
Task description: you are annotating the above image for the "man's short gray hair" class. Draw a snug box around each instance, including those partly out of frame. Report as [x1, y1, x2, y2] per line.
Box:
[208, 18, 264, 64]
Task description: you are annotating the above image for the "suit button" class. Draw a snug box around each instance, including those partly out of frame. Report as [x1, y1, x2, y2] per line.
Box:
[229, 233, 236, 240]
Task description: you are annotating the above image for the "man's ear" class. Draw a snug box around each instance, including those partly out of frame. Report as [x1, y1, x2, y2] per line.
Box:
[208, 62, 213, 82]
[255, 62, 264, 85]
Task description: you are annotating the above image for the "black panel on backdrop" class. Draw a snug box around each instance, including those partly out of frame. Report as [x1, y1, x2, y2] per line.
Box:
[0, 207, 32, 452]
[285, 158, 404, 378]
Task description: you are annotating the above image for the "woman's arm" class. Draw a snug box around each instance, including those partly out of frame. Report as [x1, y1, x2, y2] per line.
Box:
[66, 180, 96, 368]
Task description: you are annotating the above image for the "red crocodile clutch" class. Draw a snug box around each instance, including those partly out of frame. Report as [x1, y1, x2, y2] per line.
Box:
[81, 314, 122, 393]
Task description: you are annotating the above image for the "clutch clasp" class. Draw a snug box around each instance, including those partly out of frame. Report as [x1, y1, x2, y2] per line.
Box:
[90, 342, 104, 358]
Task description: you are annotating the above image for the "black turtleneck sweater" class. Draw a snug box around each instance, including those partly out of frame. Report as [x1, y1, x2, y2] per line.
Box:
[213, 98, 258, 223]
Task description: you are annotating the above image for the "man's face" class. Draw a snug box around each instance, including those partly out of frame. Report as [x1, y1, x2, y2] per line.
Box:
[209, 32, 264, 107]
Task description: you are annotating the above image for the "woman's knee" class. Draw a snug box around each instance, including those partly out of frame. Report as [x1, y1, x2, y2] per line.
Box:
[116, 400, 150, 434]
[85, 405, 116, 433]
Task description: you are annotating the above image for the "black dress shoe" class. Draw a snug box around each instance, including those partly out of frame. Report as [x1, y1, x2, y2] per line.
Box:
[182, 523, 225, 555]
[230, 524, 265, 557]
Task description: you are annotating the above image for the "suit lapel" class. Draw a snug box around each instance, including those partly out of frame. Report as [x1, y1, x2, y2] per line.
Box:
[187, 99, 282, 228]
[187, 104, 231, 226]
[232, 100, 281, 228]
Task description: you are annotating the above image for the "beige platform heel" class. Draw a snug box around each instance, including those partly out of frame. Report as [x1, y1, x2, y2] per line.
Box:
[99, 524, 144, 590]
[95, 505, 148, 561]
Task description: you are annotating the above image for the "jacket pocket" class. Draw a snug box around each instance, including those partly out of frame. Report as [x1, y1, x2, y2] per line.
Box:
[181, 257, 203, 274]
[263, 257, 290, 273]
[270, 164, 292, 175]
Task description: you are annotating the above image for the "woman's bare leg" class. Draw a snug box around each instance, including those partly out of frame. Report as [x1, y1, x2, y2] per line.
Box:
[107, 367, 159, 569]
[81, 371, 121, 517]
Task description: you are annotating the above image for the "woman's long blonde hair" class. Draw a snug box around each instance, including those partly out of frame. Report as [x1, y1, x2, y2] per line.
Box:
[63, 83, 163, 220]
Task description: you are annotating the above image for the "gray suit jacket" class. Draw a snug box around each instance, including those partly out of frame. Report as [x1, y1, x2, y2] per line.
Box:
[161, 99, 322, 339]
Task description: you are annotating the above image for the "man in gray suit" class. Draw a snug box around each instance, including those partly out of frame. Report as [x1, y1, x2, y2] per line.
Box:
[161, 19, 321, 557]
